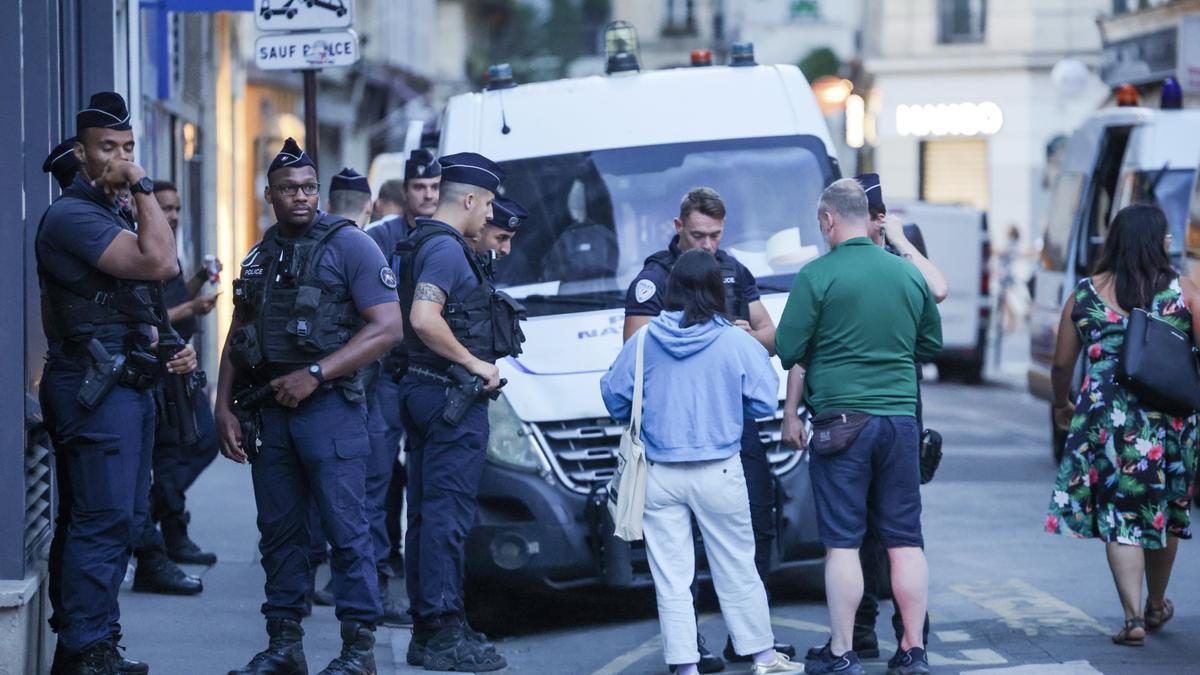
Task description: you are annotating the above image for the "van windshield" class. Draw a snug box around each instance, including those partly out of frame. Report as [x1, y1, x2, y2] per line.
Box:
[492, 136, 835, 316]
[1119, 168, 1195, 257]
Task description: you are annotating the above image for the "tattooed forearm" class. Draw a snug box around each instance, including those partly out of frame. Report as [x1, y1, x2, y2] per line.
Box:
[414, 282, 447, 304]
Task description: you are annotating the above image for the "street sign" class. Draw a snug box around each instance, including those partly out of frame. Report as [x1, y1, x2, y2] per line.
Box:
[255, 29, 360, 71]
[255, 0, 353, 32]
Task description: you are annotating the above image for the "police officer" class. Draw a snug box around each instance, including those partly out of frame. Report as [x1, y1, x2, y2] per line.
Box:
[215, 138, 403, 675]
[43, 137, 80, 189]
[328, 167, 374, 227]
[38, 92, 197, 675]
[143, 180, 221, 566]
[622, 186, 792, 671]
[470, 195, 526, 266]
[363, 149, 442, 583]
[397, 153, 522, 673]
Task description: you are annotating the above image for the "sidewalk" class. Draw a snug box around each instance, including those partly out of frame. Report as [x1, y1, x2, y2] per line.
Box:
[116, 454, 408, 674]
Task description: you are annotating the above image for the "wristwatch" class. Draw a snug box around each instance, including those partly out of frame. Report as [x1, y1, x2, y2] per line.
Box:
[307, 363, 326, 385]
[130, 176, 155, 196]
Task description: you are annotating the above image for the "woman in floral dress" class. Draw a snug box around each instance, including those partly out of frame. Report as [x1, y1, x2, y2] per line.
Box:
[1045, 204, 1198, 646]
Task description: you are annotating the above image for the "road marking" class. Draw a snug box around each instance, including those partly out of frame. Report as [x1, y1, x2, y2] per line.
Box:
[936, 629, 971, 642]
[589, 613, 718, 675]
[969, 661, 1103, 674]
[770, 616, 831, 633]
[931, 648, 1007, 667]
[951, 578, 1107, 637]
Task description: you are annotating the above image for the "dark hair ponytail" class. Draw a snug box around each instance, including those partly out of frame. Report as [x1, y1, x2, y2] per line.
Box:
[1093, 204, 1175, 311]
[664, 249, 728, 328]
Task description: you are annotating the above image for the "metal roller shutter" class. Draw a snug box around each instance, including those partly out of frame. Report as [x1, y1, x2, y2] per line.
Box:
[920, 138, 989, 211]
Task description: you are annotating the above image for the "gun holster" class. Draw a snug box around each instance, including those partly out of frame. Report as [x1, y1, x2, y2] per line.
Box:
[77, 340, 125, 411]
[120, 350, 160, 391]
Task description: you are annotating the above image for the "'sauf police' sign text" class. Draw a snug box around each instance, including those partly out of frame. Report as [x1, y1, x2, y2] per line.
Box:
[255, 30, 360, 71]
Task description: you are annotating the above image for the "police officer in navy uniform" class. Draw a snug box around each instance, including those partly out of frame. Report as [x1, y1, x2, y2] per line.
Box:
[470, 195, 526, 268]
[396, 153, 522, 673]
[38, 92, 198, 675]
[214, 138, 403, 675]
[364, 149, 442, 579]
[622, 186, 792, 671]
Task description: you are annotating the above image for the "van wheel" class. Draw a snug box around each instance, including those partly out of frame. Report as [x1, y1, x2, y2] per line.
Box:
[1051, 409, 1066, 465]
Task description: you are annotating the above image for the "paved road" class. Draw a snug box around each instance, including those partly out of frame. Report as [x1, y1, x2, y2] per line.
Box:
[118, 374, 1200, 674]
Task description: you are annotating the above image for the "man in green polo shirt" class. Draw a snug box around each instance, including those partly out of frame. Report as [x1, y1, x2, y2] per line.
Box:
[776, 178, 941, 675]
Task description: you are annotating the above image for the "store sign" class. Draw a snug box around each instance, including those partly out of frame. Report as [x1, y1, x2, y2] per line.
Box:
[255, 0, 353, 32]
[254, 30, 360, 71]
[895, 101, 1003, 138]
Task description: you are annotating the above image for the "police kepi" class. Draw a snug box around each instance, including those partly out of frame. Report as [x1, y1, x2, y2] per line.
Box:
[42, 137, 80, 189]
[38, 91, 192, 675]
[395, 152, 523, 672]
[472, 195, 528, 272]
[215, 136, 404, 675]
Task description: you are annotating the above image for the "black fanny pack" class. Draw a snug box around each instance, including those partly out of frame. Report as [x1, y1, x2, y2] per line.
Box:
[809, 410, 873, 457]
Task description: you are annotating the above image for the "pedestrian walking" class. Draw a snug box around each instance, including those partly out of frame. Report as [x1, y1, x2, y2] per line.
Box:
[37, 92, 198, 675]
[1045, 204, 1199, 646]
[777, 178, 942, 675]
[602, 249, 800, 675]
[395, 152, 522, 673]
[622, 187, 791, 671]
[215, 137, 403, 675]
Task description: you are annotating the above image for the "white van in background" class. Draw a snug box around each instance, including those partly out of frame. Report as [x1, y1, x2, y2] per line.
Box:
[423, 40, 839, 594]
[889, 200, 990, 382]
[1029, 84, 1200, 460]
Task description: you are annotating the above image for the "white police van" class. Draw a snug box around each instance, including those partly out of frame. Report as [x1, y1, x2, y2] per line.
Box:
[1029, 81, 1200, 460]
[414, 36, 841, 594]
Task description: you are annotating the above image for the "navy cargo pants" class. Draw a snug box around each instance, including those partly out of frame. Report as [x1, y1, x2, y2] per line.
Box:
[41, 360, 155, 654]
[251, 387, 381, 625]
[366, 372, 405, 575]
[398, 376, 488, 624]
[740, 415, 776, 581]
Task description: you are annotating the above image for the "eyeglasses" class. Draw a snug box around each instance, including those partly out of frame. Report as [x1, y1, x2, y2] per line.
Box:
[271, 183, 320, 197]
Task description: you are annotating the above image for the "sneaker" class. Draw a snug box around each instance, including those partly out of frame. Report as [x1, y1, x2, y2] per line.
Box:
[725, 637, 796, 663]
[422, 624, 506, 672]
[885, 646, 930, 675]
[804, 640, 831, 666]
[806, 649, 865, 675]
[751, 652, 805, 674]
[671, 634, 725, 673]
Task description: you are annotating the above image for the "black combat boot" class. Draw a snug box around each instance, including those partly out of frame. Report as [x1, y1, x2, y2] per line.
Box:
[162, 511, 217, 565]
[61, 641, 120, 675]
[109, 634, 150, 674]
[377, 574, 412, 627]
[228, 618, 308, 675]
[422, 620, 506, 672]
[317, 621, 376, 675]
[131, 554, 203, 595]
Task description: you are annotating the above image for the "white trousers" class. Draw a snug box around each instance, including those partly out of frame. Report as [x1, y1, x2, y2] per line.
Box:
[642, 454, 775, 665]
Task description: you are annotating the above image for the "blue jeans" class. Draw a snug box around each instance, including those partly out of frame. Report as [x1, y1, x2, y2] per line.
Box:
[809, 415, 923, 549]
[42, 361, 155, 654]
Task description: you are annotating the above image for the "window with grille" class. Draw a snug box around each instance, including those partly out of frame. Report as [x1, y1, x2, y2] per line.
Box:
[938, 0, 986, 44]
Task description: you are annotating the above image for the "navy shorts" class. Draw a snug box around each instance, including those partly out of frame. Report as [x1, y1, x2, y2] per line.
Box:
[809, 415, 923, 549]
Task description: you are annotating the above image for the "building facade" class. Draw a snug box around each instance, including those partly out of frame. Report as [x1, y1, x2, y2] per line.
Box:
[865, 0, 1111, 242]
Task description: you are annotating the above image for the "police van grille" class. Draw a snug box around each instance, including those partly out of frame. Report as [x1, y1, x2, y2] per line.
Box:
[534, 406, 801, 494]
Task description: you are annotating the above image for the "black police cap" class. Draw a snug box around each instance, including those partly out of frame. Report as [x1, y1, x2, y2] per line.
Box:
[330, 166, 371, 195]
[438, 152, 503, 193]
[267, 137, 316, 178]
[76, 92, 132, 137]
[488, 196, 528, 231]
[405, 149, 442, 181]
[855, 173, 886, 215]
[43, 137, 80, 189]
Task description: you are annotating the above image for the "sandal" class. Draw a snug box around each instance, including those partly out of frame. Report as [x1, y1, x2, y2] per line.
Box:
[1112, 617, 1146, 646]
[1145, 599, 1174, 631]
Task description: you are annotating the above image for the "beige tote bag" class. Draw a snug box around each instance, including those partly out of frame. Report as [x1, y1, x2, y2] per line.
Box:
[607, 328, 648, 542]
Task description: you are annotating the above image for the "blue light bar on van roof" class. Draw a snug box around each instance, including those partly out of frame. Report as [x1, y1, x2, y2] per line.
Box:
[730, 42, 756, 67]
[486, 63, 516, 90]
[1162, 77, 1183, 110]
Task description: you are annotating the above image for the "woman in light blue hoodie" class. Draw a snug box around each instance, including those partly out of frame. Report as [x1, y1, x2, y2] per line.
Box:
[601, 250, 798, 675]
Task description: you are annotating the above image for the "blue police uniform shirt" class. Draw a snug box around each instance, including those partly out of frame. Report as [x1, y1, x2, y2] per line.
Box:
[162, 261, 200, 341]
[246, 215, 398, 313]
[37, 175, 131, 283]
[409, 218, 479, 300]
[624, 236, 761, 317]
[365, 214, 410, 268]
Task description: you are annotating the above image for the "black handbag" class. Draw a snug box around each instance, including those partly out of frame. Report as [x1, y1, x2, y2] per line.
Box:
[1117, 307, 1200, 417]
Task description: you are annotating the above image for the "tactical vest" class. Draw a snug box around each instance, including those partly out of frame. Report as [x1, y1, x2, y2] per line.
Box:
[644, 247, 750, 321]
[36, 193, 159, 355]
[396, 223, 526, 372]
[228, 214, 364, 400]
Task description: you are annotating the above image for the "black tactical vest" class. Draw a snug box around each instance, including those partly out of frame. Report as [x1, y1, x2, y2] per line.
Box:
[644, 244, 750, 321]
[229, 214, 364, 399]
[396, 223, 525, 372]
[36, 193, 159, 355]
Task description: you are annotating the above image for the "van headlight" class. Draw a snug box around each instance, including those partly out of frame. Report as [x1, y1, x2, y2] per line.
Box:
[487, 394, 545, 472]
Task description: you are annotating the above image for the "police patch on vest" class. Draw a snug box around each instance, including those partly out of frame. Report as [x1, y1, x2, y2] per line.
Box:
[380, 266, 398, 289]
[635, 279, 657, 303]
